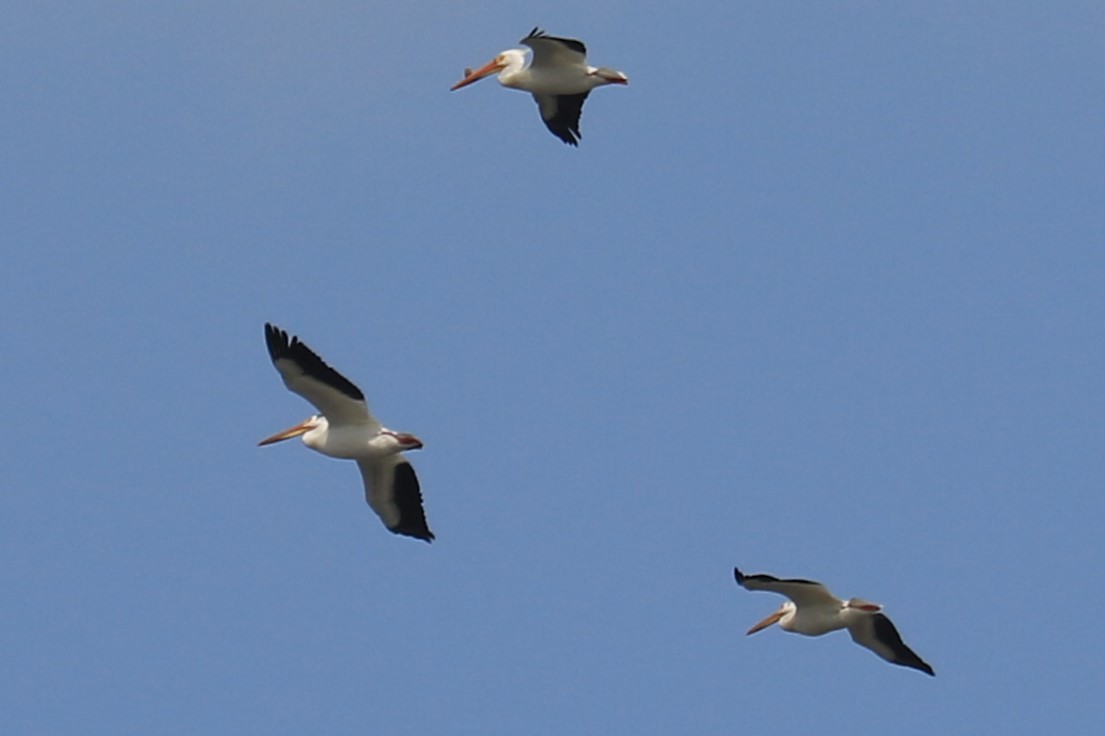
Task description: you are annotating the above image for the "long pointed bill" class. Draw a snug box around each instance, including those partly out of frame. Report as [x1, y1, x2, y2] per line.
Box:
[746, 609, 785, 636]
[258, 419, 313, 447]
[450, 58, 504, 91]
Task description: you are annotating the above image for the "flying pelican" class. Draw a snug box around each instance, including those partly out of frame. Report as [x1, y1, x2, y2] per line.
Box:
[258, 324, 434, 542]
[450, 27, 628, 146]
[733, 567, 934, 675]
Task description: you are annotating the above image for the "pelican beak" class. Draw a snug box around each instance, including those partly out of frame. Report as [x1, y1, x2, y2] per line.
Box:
[258, 419, 312, 446]
[450, 58, 504, 91]
[746, 609, 785, 636]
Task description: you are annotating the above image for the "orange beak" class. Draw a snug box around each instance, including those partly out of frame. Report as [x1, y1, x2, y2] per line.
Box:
[450, 58, 505, 91]
[745, 608, 785, 636]
[258, 419, 313, 447]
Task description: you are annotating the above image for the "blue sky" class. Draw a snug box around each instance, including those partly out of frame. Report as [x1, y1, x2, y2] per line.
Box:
[3, 2, 1103, 733]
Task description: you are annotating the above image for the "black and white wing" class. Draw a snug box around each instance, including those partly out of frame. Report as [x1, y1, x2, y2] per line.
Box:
[848, 613, 935, 676]
[733, 568, 841, 608]
[264, 323, 378, 429]
[358, 456, 434, 542]
[520, 27, 587, 69]
[533, 93, 589, 146]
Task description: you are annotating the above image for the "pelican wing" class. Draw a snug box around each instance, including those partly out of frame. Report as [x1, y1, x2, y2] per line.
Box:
[521, 27, 587, 70]
[533, 93, 588, 146]
[847, 612, 934, 675]
[358, 456, 434, 542]
[733, 568, 840, 608]
[264, 323, 378, 429]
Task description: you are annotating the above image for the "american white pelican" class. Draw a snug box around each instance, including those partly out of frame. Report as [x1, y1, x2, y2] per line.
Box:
[258, 324, 434, 542]
[733, 567, 934, 676]
[450, 27, 628, 146]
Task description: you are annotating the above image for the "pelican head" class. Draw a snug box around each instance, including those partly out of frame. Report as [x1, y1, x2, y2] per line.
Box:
[450, 49, 527, 90]
[258, 415, 327, 447]
[746, 601, 797, 635]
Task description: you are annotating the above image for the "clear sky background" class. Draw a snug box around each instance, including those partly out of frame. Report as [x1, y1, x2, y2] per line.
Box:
[3, 2, 1103, 733]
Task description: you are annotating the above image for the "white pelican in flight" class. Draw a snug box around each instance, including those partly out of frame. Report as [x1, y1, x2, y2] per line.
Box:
[450, 27, 628, 146]
[733, 567, 934, 676]
[258, 324, 434, 542]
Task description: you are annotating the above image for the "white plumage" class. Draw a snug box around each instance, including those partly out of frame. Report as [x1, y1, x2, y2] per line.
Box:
[258, 324, 434, 542]
[733, 567, 934, 675]
[451, 28, 628, 145]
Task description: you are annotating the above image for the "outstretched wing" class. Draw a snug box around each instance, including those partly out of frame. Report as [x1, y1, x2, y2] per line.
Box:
[733, 567, 840, 608]
[533, 92, 588, 146]
[358, 456, 435, 542]
[847, 612, 935, 676]
[520, 27, 587, 70]
[264, 323, 377, 429]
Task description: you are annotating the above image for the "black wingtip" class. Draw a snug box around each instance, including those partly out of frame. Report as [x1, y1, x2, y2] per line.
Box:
[264, 323, 291, 362]
[872, 613, 936, 676]
[390, 525, 435, 543]
[544, 122, 580, 146]
[909, 652, 935, 676]
[899, 658, 935, 676]
[733, 567, 745, 585]
[264, 323, 366, 402]
[540, 92, 587, 146]
[387, 461, 435, 543]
